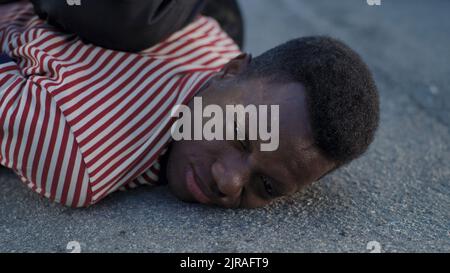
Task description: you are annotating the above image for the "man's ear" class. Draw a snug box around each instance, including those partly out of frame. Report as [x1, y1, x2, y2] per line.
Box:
[220, 53, 252, 79]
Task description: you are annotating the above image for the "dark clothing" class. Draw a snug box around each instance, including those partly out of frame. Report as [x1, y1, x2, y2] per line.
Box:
[30, 0, 206, 52]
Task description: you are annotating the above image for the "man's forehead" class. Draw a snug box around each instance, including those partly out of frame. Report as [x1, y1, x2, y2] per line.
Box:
[252, 132, 315, 187]
[261, 110, 334, 186]
[234, 77, 333, 185]
[249, 79, 321, 179]
[281, 137, 317, 177]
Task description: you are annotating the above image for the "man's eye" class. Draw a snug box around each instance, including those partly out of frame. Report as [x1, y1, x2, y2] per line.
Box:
[260, 175, 274, 196]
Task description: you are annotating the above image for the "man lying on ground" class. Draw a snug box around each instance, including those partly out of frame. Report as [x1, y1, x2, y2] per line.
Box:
[0, 1, 379, 208]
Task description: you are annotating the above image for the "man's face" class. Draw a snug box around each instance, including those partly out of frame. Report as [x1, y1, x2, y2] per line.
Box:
[166, 54, 335, 208]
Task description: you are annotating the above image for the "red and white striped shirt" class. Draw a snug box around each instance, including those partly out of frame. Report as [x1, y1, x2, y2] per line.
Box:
[0, 2, 241, 207]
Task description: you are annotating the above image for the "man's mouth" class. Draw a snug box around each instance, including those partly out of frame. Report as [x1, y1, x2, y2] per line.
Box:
[185, 165, 212, 204]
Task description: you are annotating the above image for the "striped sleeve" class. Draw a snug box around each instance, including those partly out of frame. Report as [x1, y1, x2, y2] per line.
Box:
[0, 62, 92, 207]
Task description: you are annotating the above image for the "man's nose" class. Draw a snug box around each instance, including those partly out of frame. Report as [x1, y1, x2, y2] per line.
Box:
[211, 158, 251, 208]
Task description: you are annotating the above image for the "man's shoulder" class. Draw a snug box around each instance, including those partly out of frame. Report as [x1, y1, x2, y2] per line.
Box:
[139, 15, 241, 71]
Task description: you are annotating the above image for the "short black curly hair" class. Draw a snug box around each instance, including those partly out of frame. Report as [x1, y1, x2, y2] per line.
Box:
[244, 36, 379, 167]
